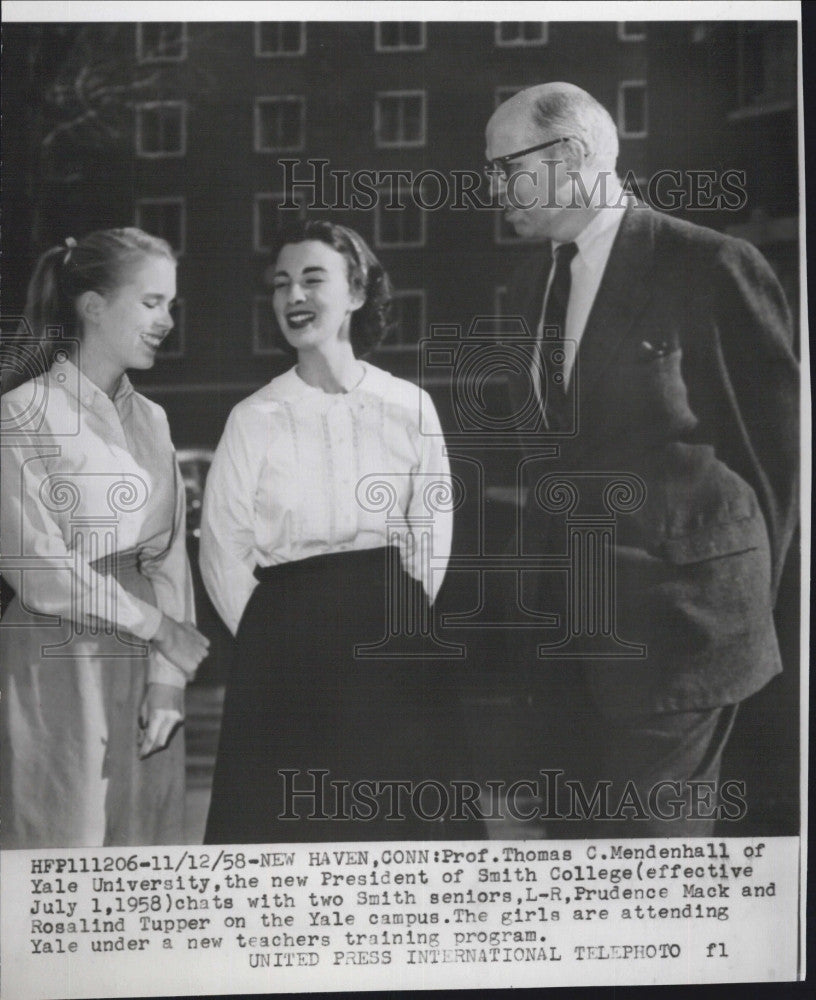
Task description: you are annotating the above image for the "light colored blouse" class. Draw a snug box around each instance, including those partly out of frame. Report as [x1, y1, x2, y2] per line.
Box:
[199, 361, 453, 635]
[0, 356, 193, 686]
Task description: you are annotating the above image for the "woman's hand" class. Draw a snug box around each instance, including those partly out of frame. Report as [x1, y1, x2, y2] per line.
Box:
[138, 682, 184, 759]
[151, 614, 210, 679]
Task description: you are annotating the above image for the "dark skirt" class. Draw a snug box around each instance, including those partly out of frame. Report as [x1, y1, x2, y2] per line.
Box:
[205, 547, 476, 843]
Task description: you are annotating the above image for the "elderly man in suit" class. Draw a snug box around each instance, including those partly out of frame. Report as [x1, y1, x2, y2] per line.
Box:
[483, 82, 798, 837]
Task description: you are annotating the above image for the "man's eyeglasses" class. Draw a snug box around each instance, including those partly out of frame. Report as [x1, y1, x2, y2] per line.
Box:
[484, 136, 581, 181]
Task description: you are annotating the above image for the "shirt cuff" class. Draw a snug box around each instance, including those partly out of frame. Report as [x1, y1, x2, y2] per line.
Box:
[147, 650, 188, 688]
[136, 603, 164, 642]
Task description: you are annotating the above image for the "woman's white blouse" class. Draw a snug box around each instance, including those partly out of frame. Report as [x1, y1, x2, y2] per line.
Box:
[0, 357, 193, 686]
[199, 362, 453, 635]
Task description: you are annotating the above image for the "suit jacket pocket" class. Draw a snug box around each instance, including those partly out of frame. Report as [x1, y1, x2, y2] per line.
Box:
[638, 441, 768, 561]
[659, 510, 768, 564]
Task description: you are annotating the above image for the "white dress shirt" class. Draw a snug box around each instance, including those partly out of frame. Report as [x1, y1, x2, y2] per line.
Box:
[199, 361, 453, 636]
[1, 356, 193, 686]
[537, 183, 629, 389]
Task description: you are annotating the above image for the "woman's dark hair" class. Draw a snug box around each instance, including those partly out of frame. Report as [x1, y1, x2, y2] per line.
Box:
[3, 227, 176, 390]
[270, 221, 395, 356]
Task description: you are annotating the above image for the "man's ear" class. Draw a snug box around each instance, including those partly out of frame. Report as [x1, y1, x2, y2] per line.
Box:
[76, 289, 105, 326]
[561, 137, 586, 174]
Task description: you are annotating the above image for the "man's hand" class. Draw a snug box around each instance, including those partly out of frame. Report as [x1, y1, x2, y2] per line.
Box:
[138, 682, 184, 759]
[151, 614, 210, 679]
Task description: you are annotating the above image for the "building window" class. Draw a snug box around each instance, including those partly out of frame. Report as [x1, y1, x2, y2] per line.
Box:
[135, 197, 186, 255]
[495, 23, 548, 47]
[254, 22, 306, 56]
[255, 97, 305, 152]
[375, 185, 425, 248]
[618, 81, 648, 139]
[374, 91, 426, 148]
[617, 22, 646, 42]
[374, 22, 426, 51]
[252, 296, 287, 355]
[136, 102, 186, 158]
[382, 290, 426, 350]
[157, 299, 185, 359]
[136, 23, 187, 62]
[732, 23, 797, 118]
[254, 192, 307, 253]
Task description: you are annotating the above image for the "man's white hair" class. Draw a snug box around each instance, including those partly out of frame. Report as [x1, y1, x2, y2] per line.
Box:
[515, 82, 620, 170]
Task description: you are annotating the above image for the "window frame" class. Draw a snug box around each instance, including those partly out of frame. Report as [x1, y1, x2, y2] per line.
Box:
[254, 22, 306, 57]
[380, 289, 427, 352]
[135, 101, 187, 159]
[617, 22, 646, 42]
[617, 80, 648, 139]
[374, 183, 427, 249]
[374, 22, 427, 52]
[254, 96, 306, 153]
[729, 23, 797, 120]
[135, 196, 187, 256]
[253, 191, 308, 253]
[374, 89, 427, 149]
[494, 22, 548, 48]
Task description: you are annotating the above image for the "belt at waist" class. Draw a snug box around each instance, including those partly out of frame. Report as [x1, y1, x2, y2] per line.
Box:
[253, 545, 401, 584]
[89, 549, 141, 577]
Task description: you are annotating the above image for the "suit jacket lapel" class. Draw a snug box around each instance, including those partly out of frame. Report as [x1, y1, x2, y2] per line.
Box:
[505, 248, 550, 419]
[574, 202, 657, 412]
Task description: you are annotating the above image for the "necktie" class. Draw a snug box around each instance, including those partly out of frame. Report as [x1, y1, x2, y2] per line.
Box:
[537, 241, 578, 428]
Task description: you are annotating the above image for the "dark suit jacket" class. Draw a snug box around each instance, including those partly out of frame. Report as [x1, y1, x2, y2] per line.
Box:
[505, 203, 799, 719]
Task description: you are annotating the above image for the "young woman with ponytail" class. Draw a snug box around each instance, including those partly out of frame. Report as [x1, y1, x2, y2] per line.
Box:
[0, 228, 209, 847]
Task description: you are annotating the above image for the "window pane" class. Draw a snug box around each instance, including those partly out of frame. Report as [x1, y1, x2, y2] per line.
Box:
[522, 22, 543, 42]
[280, 23, 303, 52]
[391, 293, 423, 345]
[377, 98, 400, 141]
[742, 25, 796, 106]
[258, 100, 303, 149]
[258, 23, 279, 52]
[621, 22, 646, 39]
[161, 107, 182, 151]
[138, 105, 184, 155]
[402, 23, 423, 47]
[623, 86, 646, 134]
[258, 23, 303, 54]
[402, 96, 423, 140]
[401, 204, 423, 244]
[279, 102, 301, 144]
[379, 23, 400, 47]
[141, 110, 161, 153]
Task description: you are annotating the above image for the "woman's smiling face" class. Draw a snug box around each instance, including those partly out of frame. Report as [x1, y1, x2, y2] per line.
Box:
[81, 254, 177, 378]
[271, 240, 364, 354]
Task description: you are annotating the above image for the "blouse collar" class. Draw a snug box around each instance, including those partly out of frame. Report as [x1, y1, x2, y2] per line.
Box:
[49, 355, 134, 411]
[274, 360, 378, 400]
